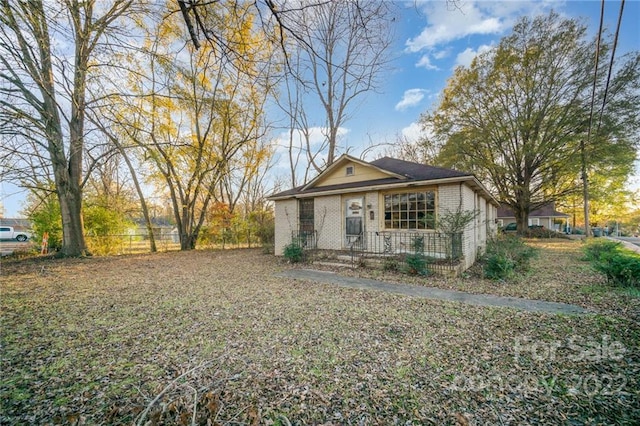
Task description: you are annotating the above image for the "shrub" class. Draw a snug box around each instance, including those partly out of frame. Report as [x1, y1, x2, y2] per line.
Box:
[382, 257, 400, 272]
[583, 240, 640, 287]
[593, 251, 640, 287]
[582, 239, 621, 262]
[283, 242, 305, 263]
[522, 227, 570, 239]
[28, 194, 63, 251]
[403, 253, 428, 276]
[484, 253, 516, 280]
[482, 236, 538, 280]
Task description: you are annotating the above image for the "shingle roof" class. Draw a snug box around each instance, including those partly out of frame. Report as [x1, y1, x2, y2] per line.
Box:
[370, 157, 471, 180]
[269, 156, 473, 199]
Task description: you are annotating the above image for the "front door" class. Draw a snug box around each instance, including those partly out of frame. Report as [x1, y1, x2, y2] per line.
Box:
[344, 197, 364, 249]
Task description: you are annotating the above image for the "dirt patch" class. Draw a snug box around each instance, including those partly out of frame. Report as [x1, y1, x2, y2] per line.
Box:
[1, 246, 639, 424]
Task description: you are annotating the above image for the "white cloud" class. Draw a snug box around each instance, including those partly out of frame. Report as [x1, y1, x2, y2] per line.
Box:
[405, 1, 506, 52]
[405, 0, 551, 56]
[401, 121, 435, 143]
[415, 55, 439, 70]
[401, 122, 423, 142]
[395, 89, 429, 111]
[433, 49, 450, 60]
[454, 44, 494, 68]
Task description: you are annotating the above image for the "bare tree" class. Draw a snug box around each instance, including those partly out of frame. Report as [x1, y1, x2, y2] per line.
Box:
[274, 0, 395, 181]
[0, 0, 137, 256]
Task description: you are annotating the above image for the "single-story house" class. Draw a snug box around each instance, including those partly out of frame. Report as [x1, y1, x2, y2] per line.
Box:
[269, 155, 499, 271]
[497, 202, 570, 232]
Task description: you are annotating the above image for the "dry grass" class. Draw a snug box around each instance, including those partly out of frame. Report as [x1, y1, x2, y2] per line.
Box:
[1, 241, 639, 425]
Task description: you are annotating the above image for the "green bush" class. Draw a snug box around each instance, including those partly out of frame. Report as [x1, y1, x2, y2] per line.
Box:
[283, 242, 305, 263]
[582, 239, 621, 262]
[583, 239, 640, 287]
[403, 254, 428, 276]
[594, 251, 640, 287]
[484, 253, 516, 280]
[28, 194, 63, 251]
[482, 236, 538, 280]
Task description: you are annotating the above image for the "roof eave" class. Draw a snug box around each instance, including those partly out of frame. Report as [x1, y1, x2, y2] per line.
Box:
[269, 175, 498, 204]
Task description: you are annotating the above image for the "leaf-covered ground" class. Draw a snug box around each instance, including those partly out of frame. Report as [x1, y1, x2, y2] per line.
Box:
[1, 240, 639, 425]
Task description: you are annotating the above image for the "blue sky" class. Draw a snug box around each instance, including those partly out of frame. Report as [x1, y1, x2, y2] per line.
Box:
[1, 0, 639, 217]
[339, 0, 639, 156]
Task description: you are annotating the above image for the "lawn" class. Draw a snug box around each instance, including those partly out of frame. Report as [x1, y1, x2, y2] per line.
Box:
[1, 240, 639, 425]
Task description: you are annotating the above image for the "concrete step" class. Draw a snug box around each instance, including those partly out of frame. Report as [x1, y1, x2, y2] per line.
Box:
[312, 260, 357, 268]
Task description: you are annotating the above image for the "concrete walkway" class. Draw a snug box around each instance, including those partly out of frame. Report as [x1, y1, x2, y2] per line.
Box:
[276, 269, 591, 315]
[606, 236, 640, 253]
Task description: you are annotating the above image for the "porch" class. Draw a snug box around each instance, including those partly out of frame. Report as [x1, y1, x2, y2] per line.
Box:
[290, 230, 466, 276]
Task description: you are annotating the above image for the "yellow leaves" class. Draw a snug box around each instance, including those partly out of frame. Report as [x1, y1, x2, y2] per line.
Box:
[156, 1, 183, 41]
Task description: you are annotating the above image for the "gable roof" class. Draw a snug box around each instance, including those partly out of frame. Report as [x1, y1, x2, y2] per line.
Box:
[301, 154, 406, 190]
[497, 202, 569, 218]
[269, 155, 497, 205]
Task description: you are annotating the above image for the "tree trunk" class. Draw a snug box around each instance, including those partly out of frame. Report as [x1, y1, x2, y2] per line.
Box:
[57, 178, 88, 256]
[515, 207, 529, 235]
[118, 144, 157, 252]
[180, 233, 198, 250]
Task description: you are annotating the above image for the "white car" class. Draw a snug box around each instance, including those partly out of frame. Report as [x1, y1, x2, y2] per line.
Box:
[0, 226, 31, 242]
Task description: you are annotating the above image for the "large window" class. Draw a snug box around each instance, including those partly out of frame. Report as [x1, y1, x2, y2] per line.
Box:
[384, 191, 436, 230]
[299, 199, 314, 232]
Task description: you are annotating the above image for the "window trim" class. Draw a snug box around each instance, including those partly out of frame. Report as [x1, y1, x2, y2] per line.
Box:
[382, 188, 437, 231]
[345, 165, 354, 176]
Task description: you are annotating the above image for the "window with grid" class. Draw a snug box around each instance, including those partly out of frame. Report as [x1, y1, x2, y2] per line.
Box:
[299, 199, 314, 232]
[384, 191, 436, 230]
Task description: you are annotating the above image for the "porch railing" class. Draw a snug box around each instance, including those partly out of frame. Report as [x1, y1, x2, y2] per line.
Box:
[346, 231, 463, 261]
[291, 230, 317, 250]
[292, 229, 463, 261]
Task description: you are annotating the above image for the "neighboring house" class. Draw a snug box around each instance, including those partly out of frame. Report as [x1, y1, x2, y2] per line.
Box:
[269, 155, 499, 271]
[131, 217, 175, 240]
[0, 218, 32, 232]
[497, 202, 570, 232]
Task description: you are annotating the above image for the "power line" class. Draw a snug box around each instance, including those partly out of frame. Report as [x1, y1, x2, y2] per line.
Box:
[597, 0, 625, 135]
[581, 0, 606, 237]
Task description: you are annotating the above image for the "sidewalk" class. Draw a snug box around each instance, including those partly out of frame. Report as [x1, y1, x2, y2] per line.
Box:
[605, 236, 640, 253]
[276, 269, 591, 315]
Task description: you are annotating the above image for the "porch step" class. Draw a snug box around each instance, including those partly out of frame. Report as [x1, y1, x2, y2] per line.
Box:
[336, 255, 354, 262]
[312, 260, 357, 269]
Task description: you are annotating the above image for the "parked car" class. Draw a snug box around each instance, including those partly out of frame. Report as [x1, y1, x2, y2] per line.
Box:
[501, 223, 545, 233]
[0, 226, 31, 242]
[501, 223, 518, 232]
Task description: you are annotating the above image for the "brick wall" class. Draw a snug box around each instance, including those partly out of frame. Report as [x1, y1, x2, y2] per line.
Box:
[275, 184, 497, 268]
[314, 195, 342, 250]
[437, 183, 487, 269]
[274, 199, 297, 255]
